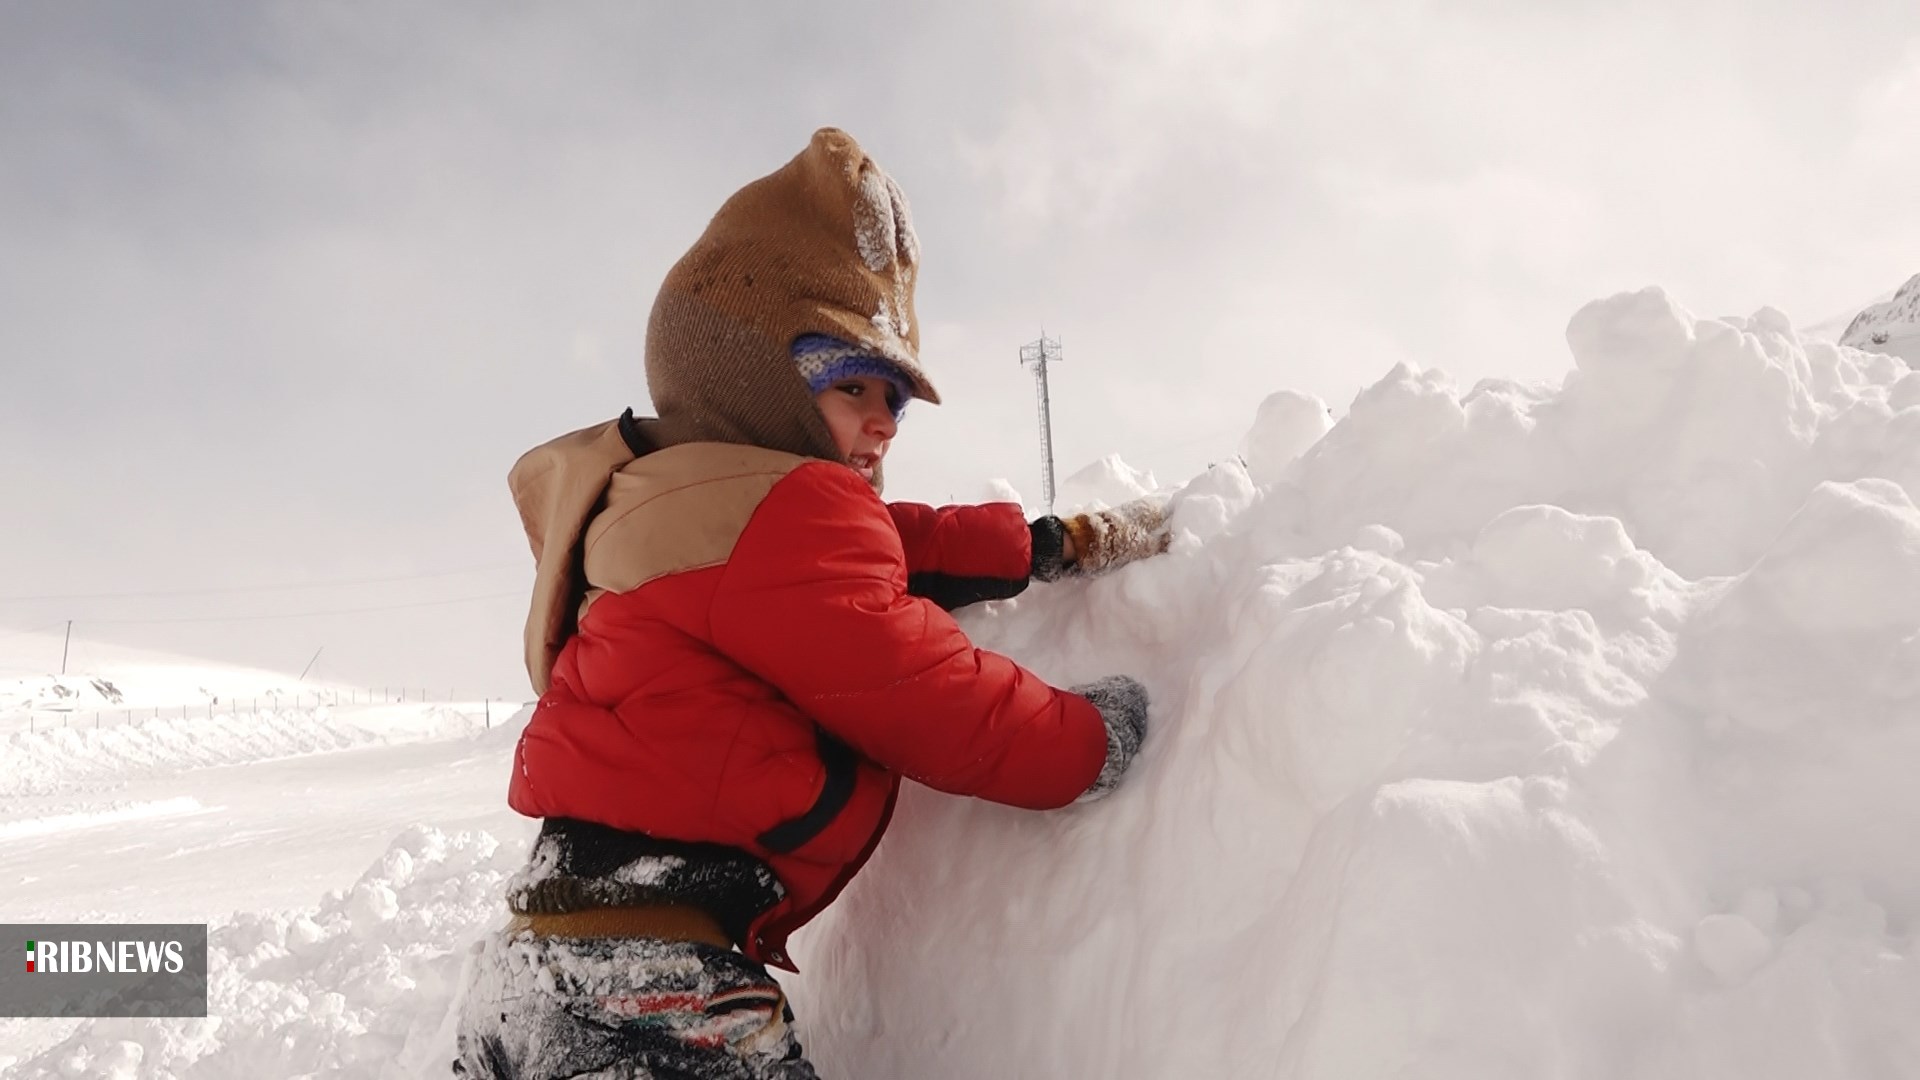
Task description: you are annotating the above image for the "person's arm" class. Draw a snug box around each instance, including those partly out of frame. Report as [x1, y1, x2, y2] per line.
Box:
[716, 465, 1108, 808]
[887, 500, 1036, 610]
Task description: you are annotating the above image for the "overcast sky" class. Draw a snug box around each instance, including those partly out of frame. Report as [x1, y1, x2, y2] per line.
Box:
[3, 0, 1917, 698]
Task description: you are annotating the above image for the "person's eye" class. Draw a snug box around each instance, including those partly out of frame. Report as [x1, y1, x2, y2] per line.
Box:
[835, 382, 865, 397]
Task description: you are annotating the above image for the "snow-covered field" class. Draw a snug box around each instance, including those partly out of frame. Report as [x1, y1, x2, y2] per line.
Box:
[4, 286, 1916, 1078]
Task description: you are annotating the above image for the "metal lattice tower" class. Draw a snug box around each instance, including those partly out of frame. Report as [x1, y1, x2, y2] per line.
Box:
[1019, 335, 1063, 511]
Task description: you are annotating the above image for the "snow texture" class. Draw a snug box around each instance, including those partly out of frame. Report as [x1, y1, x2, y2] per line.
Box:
[2, 704, 496, 799]
[456, 934, 813, 1078]
[1056, 453, 1159, 509]
[10, 826, 519, 1079]
[1240, 389, 1335, 484]
[851, 161, 918, 360]
[787, 286, 1920, 1080]
[9, 284, 1920, 1078]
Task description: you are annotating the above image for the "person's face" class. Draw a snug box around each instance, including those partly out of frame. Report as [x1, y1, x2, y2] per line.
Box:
[814, 375, 900, 485]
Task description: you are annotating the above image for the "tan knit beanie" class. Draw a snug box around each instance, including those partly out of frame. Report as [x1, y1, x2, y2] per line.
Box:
[644, 127, 938, 463]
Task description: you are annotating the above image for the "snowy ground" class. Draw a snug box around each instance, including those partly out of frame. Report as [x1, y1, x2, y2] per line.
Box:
[0, 695, 532, 1075]
[4, 286, 1917, 1078]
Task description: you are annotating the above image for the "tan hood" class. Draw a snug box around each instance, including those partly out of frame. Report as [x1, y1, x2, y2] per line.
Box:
[509, 416, 644, 695]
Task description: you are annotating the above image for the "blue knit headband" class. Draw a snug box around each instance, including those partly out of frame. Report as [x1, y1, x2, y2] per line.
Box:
[792, 334, 912, 421]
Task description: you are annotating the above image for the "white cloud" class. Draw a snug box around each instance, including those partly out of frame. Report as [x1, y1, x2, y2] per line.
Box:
[6, 1, 1920, 693]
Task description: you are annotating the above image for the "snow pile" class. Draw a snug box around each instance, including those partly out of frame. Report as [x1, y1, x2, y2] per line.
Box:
[1055, 452, 1159, 509]
[788, 287, 1920, 1079]
[1239, 388, 1334, 484]
[1840, 272, 1920, 366]
[2, 704, 503, 799]
[9, 826, 525, 1080]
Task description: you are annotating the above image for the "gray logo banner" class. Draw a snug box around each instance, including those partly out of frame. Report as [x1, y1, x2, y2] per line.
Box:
[0, 923, 208, 1018]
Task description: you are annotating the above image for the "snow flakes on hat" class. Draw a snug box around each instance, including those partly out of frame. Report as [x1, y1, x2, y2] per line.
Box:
[854, 165, 919, 275]
[854, 163, 918, 350]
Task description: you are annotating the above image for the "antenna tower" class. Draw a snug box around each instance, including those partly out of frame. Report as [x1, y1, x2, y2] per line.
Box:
[1019, 334, 1063, 511]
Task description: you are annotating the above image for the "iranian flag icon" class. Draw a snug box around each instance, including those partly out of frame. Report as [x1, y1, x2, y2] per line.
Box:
[26, 940, 35, 973]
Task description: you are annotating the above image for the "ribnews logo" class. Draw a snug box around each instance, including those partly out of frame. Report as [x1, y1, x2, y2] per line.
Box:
[26, 937, 187, 975]
[2, 924, 207, 1018]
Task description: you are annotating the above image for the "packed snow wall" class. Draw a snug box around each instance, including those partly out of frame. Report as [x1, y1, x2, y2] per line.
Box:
[788, 287, 1920, 1079]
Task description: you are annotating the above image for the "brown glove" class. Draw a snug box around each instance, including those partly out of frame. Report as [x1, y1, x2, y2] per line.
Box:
[1058, 495, 1171, 576]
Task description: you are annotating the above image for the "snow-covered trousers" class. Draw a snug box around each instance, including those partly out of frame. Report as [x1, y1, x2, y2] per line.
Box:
[454, 930, 820, 1079]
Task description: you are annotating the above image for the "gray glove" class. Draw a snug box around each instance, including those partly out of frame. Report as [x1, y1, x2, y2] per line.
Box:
[1073, 675, 1149, 801]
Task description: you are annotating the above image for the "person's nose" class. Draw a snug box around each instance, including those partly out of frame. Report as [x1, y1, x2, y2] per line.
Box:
[865, 401, 897, 442]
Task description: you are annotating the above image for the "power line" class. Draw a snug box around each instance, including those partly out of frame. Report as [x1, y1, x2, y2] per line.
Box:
[0, 562, 525, 605]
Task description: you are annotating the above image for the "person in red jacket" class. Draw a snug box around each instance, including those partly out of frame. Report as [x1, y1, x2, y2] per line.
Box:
[455, 128, 1169, 1080]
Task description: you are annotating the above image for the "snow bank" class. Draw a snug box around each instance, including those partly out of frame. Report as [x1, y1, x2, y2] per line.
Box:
[1, 704, 505, 799]
[8, 826, 526, 1080]
[788, 287, 1920, 1079]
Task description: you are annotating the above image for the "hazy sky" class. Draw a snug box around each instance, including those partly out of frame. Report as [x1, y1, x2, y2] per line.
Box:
[4, 0, 1917, 698]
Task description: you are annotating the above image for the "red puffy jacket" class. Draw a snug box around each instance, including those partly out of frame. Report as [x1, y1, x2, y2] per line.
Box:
[507, 437, 1107, 970]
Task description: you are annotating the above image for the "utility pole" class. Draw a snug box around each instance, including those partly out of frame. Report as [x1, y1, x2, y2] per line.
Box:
[1019, 335, 1064, 512]
[60, 620, 72, 676]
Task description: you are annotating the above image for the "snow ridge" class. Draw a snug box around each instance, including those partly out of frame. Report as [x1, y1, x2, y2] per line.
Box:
[8, 827, 519, 1079]
[1840, 271, 1920, 365]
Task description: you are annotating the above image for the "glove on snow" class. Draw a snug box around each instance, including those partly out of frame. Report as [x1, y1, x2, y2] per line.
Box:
[1073, 675, 1149, 801]
[1033, 496, 1171, 581]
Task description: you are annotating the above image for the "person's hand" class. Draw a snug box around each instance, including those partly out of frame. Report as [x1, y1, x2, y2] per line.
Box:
[1072, 675, 1149, 801]
[1061, 495, 1171, 576]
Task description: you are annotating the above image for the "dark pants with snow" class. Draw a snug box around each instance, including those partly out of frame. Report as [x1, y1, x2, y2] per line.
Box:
[454, 931, 820, 1080]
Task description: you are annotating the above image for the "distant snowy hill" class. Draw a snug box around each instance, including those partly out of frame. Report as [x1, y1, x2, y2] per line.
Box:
[0, 630, 468, 731]
[1838, 272, 1920, 365]
[0, 631, 310, 714]
[0, 630, 516, 794]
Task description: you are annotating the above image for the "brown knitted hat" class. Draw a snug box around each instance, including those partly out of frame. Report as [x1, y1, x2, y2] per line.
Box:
[644, 127, 938, 463]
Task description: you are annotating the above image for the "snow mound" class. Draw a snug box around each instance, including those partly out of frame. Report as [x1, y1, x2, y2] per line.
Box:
[789, 287, 1920, 1079]
[1055, 453, 1159, 509]
[1840, 271, 1920, 366]
[1239, 388, 1333, 484]
[1, 704, 513, 799]
[10, 826, 527, 1080]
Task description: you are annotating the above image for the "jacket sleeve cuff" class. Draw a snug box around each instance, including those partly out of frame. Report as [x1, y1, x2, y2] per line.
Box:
[1030, 516, 1073, 582]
